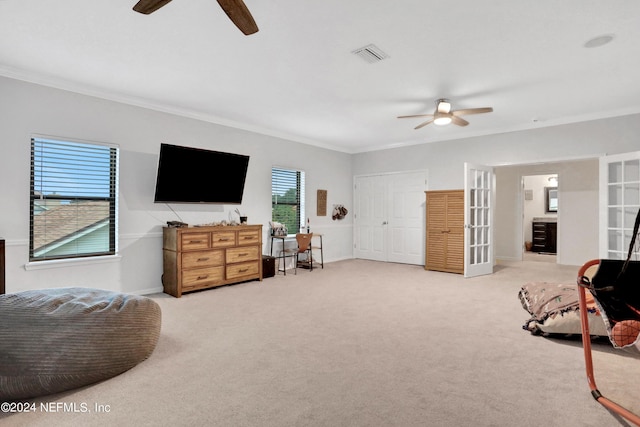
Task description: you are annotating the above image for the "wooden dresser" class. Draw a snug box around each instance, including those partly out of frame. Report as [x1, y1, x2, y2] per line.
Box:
[425, 190, 464, 274]
[162, 224, 263, 297]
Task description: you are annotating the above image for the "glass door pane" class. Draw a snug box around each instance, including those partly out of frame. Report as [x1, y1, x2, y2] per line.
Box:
[464, 163, 494, 277]
[601, 152, 640, 260]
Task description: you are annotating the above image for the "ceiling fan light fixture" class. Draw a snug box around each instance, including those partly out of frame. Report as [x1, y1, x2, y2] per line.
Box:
[398, 99, 492, 129]
[433, 114, 452, 126]
[436, 99, 451, 113]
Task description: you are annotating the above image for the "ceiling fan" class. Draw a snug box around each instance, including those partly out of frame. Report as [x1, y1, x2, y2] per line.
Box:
[133, 0, 259, 35]
[398, 99, 493, 129]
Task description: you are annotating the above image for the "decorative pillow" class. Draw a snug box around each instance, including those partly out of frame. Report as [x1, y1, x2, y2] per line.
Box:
[0, 288, 161, 400]
[519, 282, 607, 337]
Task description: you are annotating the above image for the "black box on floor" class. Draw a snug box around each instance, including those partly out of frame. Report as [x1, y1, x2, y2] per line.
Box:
[262, 255, 275, 278]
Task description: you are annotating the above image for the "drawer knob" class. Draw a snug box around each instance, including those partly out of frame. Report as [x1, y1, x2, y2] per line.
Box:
[197, 275, 209, 280]
[197, 258, 209, 262]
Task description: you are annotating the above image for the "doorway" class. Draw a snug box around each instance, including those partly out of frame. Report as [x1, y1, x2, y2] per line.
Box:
[495, 158, 599, 266]
[522, 174, 558, 263]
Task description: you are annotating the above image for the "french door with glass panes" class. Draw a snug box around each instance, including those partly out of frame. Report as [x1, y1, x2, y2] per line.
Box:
[464, 163, 495, 277]
[600, 152, 640, 259]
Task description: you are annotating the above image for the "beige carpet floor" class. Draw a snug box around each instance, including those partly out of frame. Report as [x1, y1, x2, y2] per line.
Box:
[1, 259, 639, 427]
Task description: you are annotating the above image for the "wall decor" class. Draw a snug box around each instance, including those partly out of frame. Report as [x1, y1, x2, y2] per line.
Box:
[317, 189, 327, 216]
[332, 204, 348, 220]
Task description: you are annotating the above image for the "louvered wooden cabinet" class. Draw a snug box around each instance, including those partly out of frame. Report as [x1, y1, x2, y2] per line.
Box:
[162, 224, 263, 297]
[425, 190, 464, 274]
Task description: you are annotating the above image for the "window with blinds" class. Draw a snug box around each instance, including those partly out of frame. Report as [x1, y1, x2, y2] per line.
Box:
[272, 167, 305, 233]
[30, 137, 118, 261]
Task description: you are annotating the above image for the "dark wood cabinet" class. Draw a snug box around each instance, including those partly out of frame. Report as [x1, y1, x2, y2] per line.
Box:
[532, 221, 557, 254]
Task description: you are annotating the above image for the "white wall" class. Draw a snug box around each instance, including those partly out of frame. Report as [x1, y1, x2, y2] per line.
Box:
[353, 115, 640, 266]
[0, 76, 353, 294]
[2, 75, 638, 296]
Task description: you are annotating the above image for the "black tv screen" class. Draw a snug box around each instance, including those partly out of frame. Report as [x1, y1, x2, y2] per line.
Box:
[154, 144, 249, 204]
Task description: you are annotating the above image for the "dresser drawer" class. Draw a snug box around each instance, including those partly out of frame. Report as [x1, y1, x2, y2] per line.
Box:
[226, 245, 260, 264]
[180, 232, 210, 251]
[182, 249, 224, 269]
[211, 231, 237, 248]
[226, 261, 259, 280]
[238, 229, 260, 245]
[181, 266, 224, 289]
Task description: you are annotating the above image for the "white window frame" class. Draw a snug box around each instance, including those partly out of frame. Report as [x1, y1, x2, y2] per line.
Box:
[29, 135, 119, 262]
[271, 166, 306, 233]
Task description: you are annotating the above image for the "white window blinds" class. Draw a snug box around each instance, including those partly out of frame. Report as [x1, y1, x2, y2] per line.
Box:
[30, 137, 118, 261]
[272, 167, 305, 233]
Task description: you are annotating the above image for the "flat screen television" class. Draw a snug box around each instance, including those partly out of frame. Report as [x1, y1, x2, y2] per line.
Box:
[154, 143, 250, 204]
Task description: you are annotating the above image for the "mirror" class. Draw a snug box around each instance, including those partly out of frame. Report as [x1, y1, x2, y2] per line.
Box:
[545, 187, 558, 213]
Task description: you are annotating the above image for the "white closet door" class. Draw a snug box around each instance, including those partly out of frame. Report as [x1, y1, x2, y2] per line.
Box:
[354, 175, 387, 262]
[388, 171, 426, 264]
[354, 171, 427, 264]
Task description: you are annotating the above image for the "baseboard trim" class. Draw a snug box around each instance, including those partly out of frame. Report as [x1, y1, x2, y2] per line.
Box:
[134, 286, 164, 296]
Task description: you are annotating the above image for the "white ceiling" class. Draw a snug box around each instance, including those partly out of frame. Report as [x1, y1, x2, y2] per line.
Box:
[1, 1, 639, 153]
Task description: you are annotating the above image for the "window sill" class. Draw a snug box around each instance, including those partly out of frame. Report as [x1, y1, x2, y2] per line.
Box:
[24, 255, 122, 271]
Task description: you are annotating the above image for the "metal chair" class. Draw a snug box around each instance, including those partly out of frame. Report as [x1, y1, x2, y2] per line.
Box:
[294, 233, 314, 272]
[278, 233, 313, 275]
[577, 259, 640, 426]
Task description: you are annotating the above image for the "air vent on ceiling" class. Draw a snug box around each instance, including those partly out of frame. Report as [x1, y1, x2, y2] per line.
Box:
[351, 44, 389, 63]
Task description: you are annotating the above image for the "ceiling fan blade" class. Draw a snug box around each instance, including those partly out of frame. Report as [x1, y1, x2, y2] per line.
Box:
[217, 0, 259, 35]
[397, 114, 434, 119]
[133, 0, 173, 14]
[415, 119, 435, 129]
[452, 107, 493, 116]
[451, 116, 469, 127]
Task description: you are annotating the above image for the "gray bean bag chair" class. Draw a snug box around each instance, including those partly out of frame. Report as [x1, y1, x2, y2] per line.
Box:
[0, 287, 161, 400]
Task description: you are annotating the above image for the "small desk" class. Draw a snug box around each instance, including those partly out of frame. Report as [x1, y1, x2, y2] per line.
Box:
[270, 234, 323, 274]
